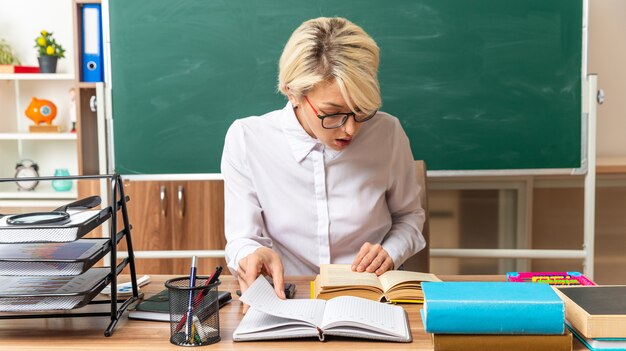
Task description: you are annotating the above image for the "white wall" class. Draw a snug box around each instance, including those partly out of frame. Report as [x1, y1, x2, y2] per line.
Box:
[0, 0, 74, 74]
[589, 0, 626, 158]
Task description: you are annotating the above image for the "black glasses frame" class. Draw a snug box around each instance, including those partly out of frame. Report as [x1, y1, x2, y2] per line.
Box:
[304, 96, 377, 129]
[317, 110, 377, 129]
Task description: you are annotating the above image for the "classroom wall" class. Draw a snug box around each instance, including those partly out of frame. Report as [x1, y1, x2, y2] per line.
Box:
[0, 0, 74, 74]
[589, 0, 626, 157]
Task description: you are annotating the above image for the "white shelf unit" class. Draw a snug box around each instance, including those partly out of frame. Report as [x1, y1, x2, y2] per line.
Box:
[0, 133, 77, 140]
[0, 0, 79, 210]
[0, 73, 74, 80]
[0, 75, 78, 205]
[0, 181, 78, 208]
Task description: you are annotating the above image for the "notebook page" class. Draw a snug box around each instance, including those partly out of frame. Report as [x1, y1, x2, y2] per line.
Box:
[235, 307, 315, 334]
[240, 276, 326, 326]
[321, 296, 409, 338]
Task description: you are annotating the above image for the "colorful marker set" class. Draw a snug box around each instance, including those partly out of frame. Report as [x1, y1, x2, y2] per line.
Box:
[506, 271, 596, 286]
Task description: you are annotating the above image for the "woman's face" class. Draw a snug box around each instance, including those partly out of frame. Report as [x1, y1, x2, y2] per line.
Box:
[291, 80, 365, 151]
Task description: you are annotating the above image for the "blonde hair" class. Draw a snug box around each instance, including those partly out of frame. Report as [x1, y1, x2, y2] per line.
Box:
[278, 17, 381, 114]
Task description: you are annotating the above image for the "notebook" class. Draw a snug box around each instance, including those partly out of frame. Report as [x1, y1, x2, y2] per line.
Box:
[128, 288, 232, 322]
[233, 276, 411, 342]
[566, 321, 626, 351]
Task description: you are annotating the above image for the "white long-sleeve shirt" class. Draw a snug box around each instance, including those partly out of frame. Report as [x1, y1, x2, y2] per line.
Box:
[221, 102, 425, 276]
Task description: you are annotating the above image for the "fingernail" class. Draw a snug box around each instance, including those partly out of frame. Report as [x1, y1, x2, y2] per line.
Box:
[351, 265, 356, 271]
[357, 266, 363, 272]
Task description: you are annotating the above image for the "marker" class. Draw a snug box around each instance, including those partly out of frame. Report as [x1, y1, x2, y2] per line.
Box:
[185, 256, 197, 342]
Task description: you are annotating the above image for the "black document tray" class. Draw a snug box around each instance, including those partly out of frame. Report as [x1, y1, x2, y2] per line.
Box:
[0, 207, 112, 243]
[0, 267, 111, 312]
[0, 238, 112, 276]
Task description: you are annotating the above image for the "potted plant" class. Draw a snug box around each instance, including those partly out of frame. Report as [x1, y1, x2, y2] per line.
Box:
[34, 30, 65, 73]
[0, 39, 21, 66]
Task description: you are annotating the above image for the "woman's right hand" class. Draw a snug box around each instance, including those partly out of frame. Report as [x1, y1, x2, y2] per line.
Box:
[237, 247, 286, 313]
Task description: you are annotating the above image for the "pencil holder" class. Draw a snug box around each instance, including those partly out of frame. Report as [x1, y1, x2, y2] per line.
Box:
[165, 277, 221, 346]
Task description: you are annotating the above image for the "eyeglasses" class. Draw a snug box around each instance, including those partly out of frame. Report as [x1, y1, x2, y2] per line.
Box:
[304, 96, 377, 129]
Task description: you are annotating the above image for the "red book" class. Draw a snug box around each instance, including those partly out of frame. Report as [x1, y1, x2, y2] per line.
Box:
[14, 66, 40, 73]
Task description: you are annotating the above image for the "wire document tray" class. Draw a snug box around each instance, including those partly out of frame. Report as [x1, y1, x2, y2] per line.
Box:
[0, 174, 139, 337]
[0, 238, 112, 276]
[0, 268, 111, 311]
[0, 209, 111, 243]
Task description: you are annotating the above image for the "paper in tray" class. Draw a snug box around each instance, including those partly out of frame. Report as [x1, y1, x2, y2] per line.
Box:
[0, 209, 110, 243]
[0, 268, 111, 312]
[0, 239, 111, 276]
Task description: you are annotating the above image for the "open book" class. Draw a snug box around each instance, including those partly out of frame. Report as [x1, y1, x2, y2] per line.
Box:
[313, 264, 441, 302]
[233, 276, 411, 342]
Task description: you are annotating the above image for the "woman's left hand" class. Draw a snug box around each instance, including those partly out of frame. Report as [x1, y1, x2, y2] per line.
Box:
[351, 242, 394, 275]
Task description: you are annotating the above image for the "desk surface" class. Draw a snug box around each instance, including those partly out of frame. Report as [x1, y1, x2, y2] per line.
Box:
[0, 275, 586, 350]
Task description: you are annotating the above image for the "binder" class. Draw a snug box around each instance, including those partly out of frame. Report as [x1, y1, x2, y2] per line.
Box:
[82, 4, 104, 82]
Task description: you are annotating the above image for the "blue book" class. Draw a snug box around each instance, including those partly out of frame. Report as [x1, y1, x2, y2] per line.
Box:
[421, 282, 564, 334]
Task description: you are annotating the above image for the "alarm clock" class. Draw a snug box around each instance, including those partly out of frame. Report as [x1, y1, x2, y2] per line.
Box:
[15, 159, 40, 191]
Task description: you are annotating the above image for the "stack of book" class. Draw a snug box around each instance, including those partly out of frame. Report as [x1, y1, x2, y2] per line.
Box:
[554, 285, 626, 351]
[0, 65, 40, 73]
[421, 282, 572, 351]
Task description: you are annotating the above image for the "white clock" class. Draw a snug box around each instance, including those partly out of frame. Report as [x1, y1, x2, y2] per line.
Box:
[15, 159, 40, 191]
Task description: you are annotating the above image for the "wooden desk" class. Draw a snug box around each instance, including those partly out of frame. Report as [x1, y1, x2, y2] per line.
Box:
[0, 275, 587, 350]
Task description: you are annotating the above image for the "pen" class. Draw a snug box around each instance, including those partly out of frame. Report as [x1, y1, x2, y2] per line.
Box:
[175, 265, 223, 333]
[185, 256, 197, 343]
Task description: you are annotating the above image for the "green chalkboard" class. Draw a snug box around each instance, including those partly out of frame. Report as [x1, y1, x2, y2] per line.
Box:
[109, 0, 582, 174]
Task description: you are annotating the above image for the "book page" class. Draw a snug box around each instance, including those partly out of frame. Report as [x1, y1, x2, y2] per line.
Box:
[320, 264, 383, 290]
[239, 276, 326, 327]
[321, 296, 410, 340]
[378, 270, 441, 292]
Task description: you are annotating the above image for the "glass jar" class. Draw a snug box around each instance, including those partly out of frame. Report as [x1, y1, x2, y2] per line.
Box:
[51, 168, 72, 191]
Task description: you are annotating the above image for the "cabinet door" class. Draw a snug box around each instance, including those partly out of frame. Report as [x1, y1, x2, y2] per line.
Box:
[171, 181, 227, 275]
[121, 180, 173, 274]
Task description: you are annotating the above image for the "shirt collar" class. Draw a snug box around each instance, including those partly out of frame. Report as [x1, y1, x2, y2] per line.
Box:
[281, 102, 319, 163]
[280, 102, 343, 162]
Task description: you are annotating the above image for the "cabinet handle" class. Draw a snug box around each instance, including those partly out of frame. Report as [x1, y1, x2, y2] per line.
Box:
[89, 95, 97, 112]
[160, 185, 167, 217]
[177, 185, 185, 218]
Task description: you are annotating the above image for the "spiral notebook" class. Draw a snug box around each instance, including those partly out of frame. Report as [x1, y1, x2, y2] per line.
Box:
[233, 277, 411, 342]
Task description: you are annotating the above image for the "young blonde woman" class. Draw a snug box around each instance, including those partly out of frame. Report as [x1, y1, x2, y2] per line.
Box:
[221, 17, 425, 310]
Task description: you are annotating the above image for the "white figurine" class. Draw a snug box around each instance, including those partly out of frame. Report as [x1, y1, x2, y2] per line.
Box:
[68, 87, 77, 132]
